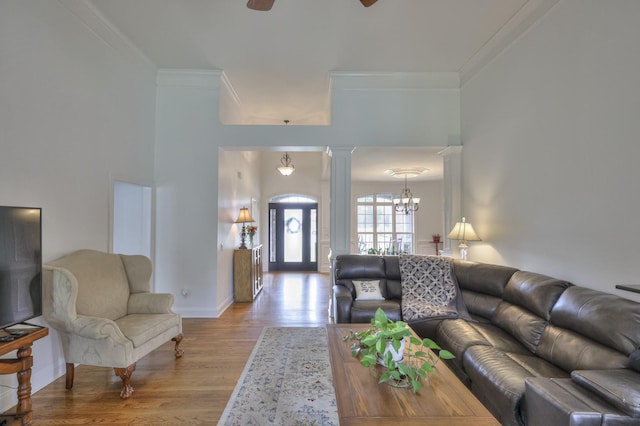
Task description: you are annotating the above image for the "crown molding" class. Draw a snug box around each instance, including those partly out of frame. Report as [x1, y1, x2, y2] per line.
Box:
[156, 69, 222, 88]
[438, 146, 463, 157]
[220, 71, 242, 106]
[330, 72, 460, 90]
[459, 0, 560, 85]
[57, 0, 156, 75]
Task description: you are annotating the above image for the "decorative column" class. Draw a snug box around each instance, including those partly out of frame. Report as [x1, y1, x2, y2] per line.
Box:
[327, 146, 355, 259]
[326, 146, 354, 319]
[438, 146, 463, 255]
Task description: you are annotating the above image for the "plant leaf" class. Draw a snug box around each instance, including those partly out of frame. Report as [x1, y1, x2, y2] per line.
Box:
[411, 377, 422, 394]
[438, 349, 455, 360]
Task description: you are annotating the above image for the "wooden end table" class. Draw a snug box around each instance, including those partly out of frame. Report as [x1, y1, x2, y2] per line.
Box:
[0, 324, 48, 425]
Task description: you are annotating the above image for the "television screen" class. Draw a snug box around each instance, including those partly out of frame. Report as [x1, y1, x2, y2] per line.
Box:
[0, 206, 42, 330]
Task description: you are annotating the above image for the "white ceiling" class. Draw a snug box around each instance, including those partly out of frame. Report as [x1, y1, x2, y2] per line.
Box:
[86, 0, 553, 180]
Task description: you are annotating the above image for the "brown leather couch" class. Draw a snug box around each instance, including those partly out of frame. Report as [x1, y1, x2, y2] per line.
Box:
[332, 255, 640, 426]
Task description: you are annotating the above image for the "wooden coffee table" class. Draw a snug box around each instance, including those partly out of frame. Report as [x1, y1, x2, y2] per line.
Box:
[326, 324, 499, 425]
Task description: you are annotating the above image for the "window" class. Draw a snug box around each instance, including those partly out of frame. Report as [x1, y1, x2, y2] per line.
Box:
[356, 194, 414, 254]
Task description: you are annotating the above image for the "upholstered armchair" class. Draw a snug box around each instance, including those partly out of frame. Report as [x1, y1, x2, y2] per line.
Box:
[42, 249, 183, 399]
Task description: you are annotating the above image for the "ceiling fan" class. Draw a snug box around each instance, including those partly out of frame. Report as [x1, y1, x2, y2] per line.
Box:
[247, 0, 377, 11]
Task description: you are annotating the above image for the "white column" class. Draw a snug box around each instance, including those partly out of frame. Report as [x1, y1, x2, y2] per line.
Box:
[326, 146, 355, 258]
[438, 146, 463, 255]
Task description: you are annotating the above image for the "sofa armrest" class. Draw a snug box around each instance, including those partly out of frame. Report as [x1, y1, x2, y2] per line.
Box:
[43, 266, 79, 330]
[333, 285, 354, 323]
[571, 369, 640, 418]
[71, 315, 130, 344]
[127, 292, 175, 314]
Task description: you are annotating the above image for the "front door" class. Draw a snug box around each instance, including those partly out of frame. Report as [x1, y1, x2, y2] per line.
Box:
[268, 203, 318, 271]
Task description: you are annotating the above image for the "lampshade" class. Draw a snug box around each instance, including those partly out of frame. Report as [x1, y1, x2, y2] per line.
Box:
[447, 217, 480, 242]
[235, 207, 255, 224]
[447, 217, 480, 260]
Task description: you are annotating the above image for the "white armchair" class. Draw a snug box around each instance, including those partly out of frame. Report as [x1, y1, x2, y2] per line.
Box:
[43, 249, 183, 399]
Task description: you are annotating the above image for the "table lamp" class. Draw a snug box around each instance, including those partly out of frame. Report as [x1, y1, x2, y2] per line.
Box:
[447, 217, 481, 260]
[235, 207, 255, 249]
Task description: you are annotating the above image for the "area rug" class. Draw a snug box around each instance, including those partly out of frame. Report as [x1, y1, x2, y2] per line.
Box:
[217, 327, 339, 426]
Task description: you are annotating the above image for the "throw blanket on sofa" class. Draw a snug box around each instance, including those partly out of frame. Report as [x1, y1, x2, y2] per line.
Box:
[399, 255, 470, 321]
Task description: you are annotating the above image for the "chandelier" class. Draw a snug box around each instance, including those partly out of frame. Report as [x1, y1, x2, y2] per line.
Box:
[277, 152, 295, 176]
[385, 168, 425, 215]
[393, 174, 420, 214]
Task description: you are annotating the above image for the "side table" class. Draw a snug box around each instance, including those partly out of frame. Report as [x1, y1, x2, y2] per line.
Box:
[0, 324, 48, 425]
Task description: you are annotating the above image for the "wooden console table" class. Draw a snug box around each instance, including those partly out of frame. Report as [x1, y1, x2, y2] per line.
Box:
[0, 324, 48, 425]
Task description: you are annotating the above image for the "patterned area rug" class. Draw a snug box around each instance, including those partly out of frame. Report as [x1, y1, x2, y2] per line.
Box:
[218, 327, 339, 426]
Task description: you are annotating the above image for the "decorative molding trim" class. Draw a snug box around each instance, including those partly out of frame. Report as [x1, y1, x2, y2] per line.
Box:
[220, 71, 242, 106]
[438, 146, 463, 157]
[156, 69, 222, 88]
[57, 0, 156, 75]
[330, 72, 460, 90]
[459, 0, 560, 85]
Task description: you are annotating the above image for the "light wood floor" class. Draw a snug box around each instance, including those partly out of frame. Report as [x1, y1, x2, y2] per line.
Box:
[6, 272, 333, 425]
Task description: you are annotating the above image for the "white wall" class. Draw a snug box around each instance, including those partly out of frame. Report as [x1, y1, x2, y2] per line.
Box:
[217, 150, 262, 312]
[461, 0, 640, 301]
[0, 1, 156, 412]
[155, 71, 461, 317]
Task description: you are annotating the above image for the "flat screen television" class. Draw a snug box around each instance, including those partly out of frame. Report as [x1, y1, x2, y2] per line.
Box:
[0, 206, 42, 330]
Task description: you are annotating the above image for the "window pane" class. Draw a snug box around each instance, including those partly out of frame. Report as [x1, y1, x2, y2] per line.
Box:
[397, 234, 413, 254]
[376, 194, 392, 203]
[358, 233, 374, 254]
[310, 209, 317, 262]
[269, 208, 276, 262]
[357, 193, 415, 255]
[377, 205, 392, 233]
[284, 209, 303, 262]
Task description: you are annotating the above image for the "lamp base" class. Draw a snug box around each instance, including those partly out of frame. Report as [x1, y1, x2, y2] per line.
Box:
[458, 242, 469, 260]
[239, 224, 248, 249]
[459, 247, 468, 261]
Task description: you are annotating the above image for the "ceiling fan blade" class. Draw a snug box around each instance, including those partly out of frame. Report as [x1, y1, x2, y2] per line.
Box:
[360, 0, 378, 7]
[247, 0, 275, 11]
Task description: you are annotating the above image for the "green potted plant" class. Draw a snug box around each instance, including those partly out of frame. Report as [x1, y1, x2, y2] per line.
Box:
[344, 308, 454, 393]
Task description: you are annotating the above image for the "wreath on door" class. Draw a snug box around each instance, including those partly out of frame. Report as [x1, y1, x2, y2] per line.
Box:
[286, 217, 301, 234]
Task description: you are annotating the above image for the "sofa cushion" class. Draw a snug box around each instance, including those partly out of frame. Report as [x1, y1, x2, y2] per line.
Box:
[461, 289, 502, 321]
[350, 299, 401, 323]
[464, 345, 569, 426]
[524, 378, 633, 426]
[572, 369, 640, 418]
[537, 325, 628, 372]
[115, 313, 181, 348]
[550, 286, 640, 355]
[503, 271, 572, 321]
[493, 301, 549, 354]
[452, 260, 518, 297]
[382, 256, 403, 299]
[437, 319, 531, 358]
[352, 280, 384, 300]
[48, 249, 130, 320]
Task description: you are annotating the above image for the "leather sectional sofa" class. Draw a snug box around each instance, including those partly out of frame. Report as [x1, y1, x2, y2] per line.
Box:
[332, 254, 640, 426]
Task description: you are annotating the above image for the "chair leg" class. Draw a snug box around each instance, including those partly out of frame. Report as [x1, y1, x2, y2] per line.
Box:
[65, 363, 75, 389]
[172, 333, 184, 358]
[113, 363, 136, 399]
